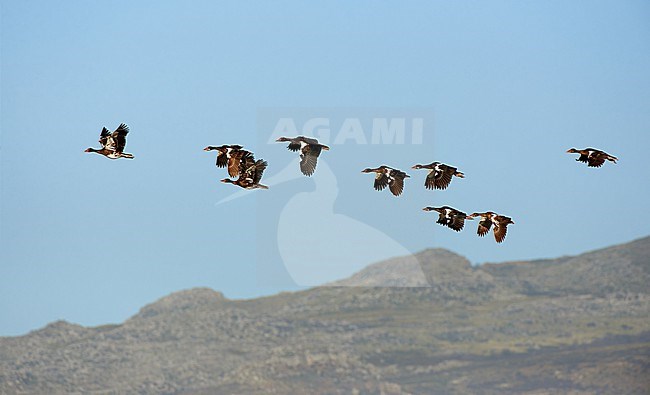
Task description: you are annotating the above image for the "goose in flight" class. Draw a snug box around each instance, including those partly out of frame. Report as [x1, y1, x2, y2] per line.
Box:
[566, 148, 617, 168]
[276, 136, 330, 176]
[467, 212, 515, 243]
[422, 206, 468, 232]
[84, 123, 134, 159]
[362, 166, 410, 197]
[412, 162, 464, 190]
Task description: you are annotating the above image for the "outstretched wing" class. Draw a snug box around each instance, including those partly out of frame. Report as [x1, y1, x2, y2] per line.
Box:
[435, 171, 453, 190]
[299, 145, 323, 176]
[111, 124, 129, 153]
[241, 152, 256, 176]
[287, 140, 301, 152]
[424, 170, 437, 190]
[374, 173, 389, 191]
[477, 217, 492, 237]
[448, 212, 466, 232]
[228, 150, 253, 178]
[435, 166, 455, 190]
[577, 153, 589, 163]
[425, 168, 452, 190]
[251, 160, 268, 184]
[436, 212, 448, 226]
[99, 127, 111, 148]
[389, 173, 406, 196]
[492, 215, 512, 243]
[493, 224, 509, 243]
[227, 154, 243, 177]
[299, 153, 318, 176]
[216, 150, 229, 168]
[587, 153, 606, 168]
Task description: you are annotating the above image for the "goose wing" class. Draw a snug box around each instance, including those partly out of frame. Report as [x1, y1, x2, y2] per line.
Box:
[374, 172, 389, 191]
[111, 124, 129, 154]
[577, 152, 590, 163]
[477, 216, 492, 237]
[99, 127, 112, 149]
[228, 150, 253, 178]
[424, 170, 438, 190]
[251, 159, 268, 184]
[448, 210, 466, 231]
[425, 167, 452, 190]
[436, 212, 448, 226]
[299, 144, 322, 176]
[388, 171, 407, 196]
[227, 152, 242, 177]
[286, 139, 301, 152]
[436, 166, 455, 190]
[240, 152, 256, 176]
[587, 152, 606, 168]
[216, 149, 229, 168]
[492, 215, 512, 243]
[493, 223, 509, 243]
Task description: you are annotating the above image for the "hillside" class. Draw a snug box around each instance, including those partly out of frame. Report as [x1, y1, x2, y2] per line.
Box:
[1, 237, 649, 394]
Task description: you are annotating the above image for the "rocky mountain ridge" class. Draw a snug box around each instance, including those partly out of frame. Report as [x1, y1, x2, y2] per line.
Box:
[1, 237, 649, 394]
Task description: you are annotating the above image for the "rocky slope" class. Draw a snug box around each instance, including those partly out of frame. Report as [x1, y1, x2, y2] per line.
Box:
[1, 237, 649, 394]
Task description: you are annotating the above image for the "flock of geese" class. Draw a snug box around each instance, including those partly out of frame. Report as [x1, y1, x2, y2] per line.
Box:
[85, 124, 619, 244]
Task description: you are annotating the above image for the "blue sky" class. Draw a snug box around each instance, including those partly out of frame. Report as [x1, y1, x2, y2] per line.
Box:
[1, 0, 649, 336]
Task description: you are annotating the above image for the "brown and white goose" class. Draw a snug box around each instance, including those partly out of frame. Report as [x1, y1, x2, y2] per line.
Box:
[467, 212, 515, 243]
[221, 159, 269, 189]
[276, 136, 330, 176]
[203, 145, 254, 178]
[412, 162, 464, 190]
[361, 166, 410, 197]
[566, 148, 618, 168]
[422, 206, 468, 232]
[84, 123, 134, 159]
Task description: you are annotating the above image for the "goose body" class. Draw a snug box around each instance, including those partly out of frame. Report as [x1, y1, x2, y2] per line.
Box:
[276, 136, 330, 176]
[422, 206, 467, 231]
[85, 124, 134, 159]
[566, 148, 617, 168]
[412, 162, 464, 190]
[361, 166, 410, 197]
